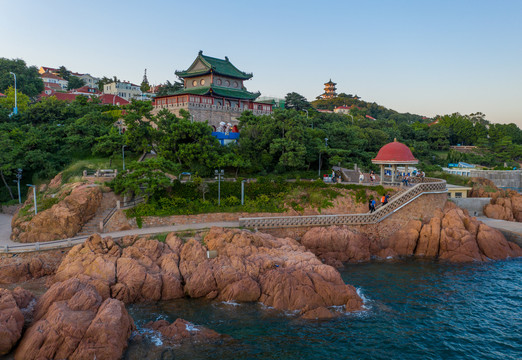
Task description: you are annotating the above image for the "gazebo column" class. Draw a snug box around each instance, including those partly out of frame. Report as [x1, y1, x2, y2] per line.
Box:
[380, 164, 384, 185]
[405, 165, 409, 176]
[392, 164, 397, 184]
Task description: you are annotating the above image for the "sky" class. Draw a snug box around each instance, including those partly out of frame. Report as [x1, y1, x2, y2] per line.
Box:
[1, 0, 521, 125]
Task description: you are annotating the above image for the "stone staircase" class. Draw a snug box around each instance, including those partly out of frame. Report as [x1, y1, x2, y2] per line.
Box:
[76, 192, 119, 237]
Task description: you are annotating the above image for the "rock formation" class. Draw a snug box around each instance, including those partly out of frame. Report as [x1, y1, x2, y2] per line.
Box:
[0, 251, 65, 284]
[0, 288, 34, 355]
[469, 177, 500, 198]
[144, 318, 226, 345]
[52, 228, 363, 314]
[11, 184, 102, 243]
[484, 190, 522, 222]
[14, 277, 134, 360]
[301, 202, 522, 263]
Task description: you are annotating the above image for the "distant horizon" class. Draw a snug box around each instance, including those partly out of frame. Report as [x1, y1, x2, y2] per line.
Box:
[2, 0, 521, 126]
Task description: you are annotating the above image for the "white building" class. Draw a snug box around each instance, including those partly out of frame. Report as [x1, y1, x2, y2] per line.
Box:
[103, 81, 141, 101]
[79, 73, 99, 88]
[40, 73, 68, 90]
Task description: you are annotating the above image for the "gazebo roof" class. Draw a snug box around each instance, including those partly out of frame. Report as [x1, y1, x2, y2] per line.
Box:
[371, 139, 418, 165]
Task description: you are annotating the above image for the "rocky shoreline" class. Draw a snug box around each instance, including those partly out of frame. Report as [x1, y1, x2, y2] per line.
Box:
[1, 204, 521, 359]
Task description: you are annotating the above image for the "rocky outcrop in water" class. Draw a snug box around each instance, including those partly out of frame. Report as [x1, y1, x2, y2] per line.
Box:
[0, 287, 34, 355]
[302, 202, 522, 263]
[11, 184, 102, 243]
[145, 318, 226, 345]
[51, 228, 363, 314]
[14, 277, 134, 360]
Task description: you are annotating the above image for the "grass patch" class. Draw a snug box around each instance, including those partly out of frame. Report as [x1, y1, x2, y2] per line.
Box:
[152, 233, 168, 242]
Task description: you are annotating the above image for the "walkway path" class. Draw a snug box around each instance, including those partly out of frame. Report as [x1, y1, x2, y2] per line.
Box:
[477, 217, 522, 247]
[0, 221, 239, 254]
[0, 214, 18, 248]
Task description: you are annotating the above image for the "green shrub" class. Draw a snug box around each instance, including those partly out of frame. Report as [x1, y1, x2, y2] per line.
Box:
[223, 196, 240, 206]
[136, 216, 143, 229]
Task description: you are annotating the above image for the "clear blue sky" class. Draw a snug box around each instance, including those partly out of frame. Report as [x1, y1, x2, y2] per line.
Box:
[1, 0, 521, 125]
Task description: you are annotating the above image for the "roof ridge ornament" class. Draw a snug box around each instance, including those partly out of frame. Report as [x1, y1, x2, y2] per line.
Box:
[199, 50, 203, 55]
[225, 56, 229, 61]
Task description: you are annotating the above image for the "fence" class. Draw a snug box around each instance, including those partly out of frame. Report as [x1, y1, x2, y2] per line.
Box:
[239, 178, 447, 229]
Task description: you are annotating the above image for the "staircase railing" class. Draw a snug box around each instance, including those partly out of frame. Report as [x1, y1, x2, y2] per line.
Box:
[239, 178, 446, 229]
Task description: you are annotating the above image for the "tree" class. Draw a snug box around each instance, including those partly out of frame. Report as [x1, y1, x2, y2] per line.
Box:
[0, 87, 30, 114]
[57, 66, 72, 81]
[67, 76, 86, 90]
[285, 92, 310, 111]
[0, 58, 44, 98]
[155, 80, 183, 96]
[140, 69, 150, 93]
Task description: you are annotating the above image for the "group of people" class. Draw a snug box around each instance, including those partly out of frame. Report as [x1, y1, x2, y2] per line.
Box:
[369, 193, 390, 213]
[400, 169, 425, 186]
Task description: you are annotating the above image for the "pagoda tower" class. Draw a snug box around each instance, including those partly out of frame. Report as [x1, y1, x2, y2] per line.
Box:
[151, 51, 272, 129]
[318, 79, 337, 99]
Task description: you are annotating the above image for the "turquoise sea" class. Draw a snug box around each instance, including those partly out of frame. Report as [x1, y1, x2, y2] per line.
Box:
[126, 259, 522, 360]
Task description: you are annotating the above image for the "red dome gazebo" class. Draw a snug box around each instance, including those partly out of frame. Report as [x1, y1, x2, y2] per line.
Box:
[372, 139, 418, 184]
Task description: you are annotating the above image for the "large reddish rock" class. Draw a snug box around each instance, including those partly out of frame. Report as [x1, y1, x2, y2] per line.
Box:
[301, 202, 522, 264]
[0, 251, 64, 284]
[180, 227, 363, 313]
[300, 226, 370, 267]
[144, 318, 226, 345]
[52, 234, 184, 303]
[469, 177, 500, 198]
[0, 288, 27, 355]
[484, 190, 522, 222]
[11, 185, 102, 243]
[14, 277, 134, 360]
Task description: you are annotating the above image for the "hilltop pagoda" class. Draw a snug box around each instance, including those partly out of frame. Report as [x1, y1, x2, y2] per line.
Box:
[317, 79, 338, 100]
[152, 51, 272, 129]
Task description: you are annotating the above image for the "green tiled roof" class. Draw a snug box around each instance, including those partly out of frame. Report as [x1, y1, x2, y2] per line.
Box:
[175, 51, 253, 80]
[169, 84, 260, 100]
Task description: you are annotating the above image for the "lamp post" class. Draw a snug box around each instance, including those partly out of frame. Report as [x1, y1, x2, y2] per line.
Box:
[241, 179, 246, 205]
[318, 138, 328, 177]
[15, 168, 22, 204]
[122, 145, 127, 170]
[9, 72, 17, 115]
[214, 169, 224, 206]
[26, 184, 37, 214]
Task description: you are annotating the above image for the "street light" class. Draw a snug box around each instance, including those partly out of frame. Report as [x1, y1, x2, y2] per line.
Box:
[318, 138, 329, 177]
[122, 145, 127, 170]
[14, 168, 22, 204]
[214, 169, 224, 206]
[9, 72, 17, 115]
[241, 179, 246, 205]
[26, 184, 37, 214]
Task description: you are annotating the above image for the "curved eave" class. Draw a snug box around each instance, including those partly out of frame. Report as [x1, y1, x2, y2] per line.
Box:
[371, 159, 419, 165]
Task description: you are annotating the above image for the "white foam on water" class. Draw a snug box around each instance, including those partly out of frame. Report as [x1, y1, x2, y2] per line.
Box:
[222, 300, 240, 306]
[354, 287, 373, 312]
[150, 334, 163, 346]
[185, 323, 200, 332]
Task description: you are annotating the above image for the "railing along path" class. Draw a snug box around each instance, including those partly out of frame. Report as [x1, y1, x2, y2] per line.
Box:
[239, 178, 447, 229]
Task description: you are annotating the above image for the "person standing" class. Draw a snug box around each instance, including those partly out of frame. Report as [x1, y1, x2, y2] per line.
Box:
[384, 193, 390, 205]
[371, 199, 376, 213]
[359, 172, 364, 184]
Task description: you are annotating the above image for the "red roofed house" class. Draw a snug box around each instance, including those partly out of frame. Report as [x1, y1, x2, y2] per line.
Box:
[334, 105, 351, 114]
[41, 72, 68, 90]
[372, 139, 418, 185]
[70, 86, 100, 96]
[0, 92, 5, 97]
[99, 94, 129, 106]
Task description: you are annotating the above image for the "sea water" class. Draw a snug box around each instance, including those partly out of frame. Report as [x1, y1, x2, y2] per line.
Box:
[125, 259, 522, 360]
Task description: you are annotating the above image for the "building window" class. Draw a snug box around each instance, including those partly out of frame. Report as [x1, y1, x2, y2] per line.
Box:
[455, 192, 463, 198]
[192, 80, 197, 87]
[216, 79, 222, 85]
[225, 80, 230, 87]
[200, 79, 205, 85]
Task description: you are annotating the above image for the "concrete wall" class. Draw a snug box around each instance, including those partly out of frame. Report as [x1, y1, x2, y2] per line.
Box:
[469, 170, 522, 188]
[451, 197, 491, 217]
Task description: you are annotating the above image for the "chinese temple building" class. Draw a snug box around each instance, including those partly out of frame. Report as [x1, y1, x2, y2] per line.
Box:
[152, 51, 272, 130]
[317, 79, 338, 100]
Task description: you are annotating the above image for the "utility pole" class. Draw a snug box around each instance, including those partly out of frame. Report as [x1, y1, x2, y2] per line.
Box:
[214, 169, 224, 206]
[241, 179, 246, 205]
[122, 145, 127, 170]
